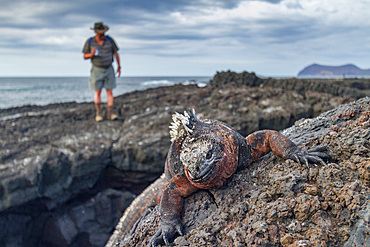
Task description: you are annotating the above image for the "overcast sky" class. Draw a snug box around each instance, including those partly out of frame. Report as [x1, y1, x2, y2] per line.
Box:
[1, 0, 370, 77]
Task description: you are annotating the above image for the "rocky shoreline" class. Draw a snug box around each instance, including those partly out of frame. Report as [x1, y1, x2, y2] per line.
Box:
[0, 71, 368, 246]
[110, 96, 370, 247]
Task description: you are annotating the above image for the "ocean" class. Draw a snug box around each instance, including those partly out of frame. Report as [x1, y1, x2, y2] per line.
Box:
[0, 76, 211, 109]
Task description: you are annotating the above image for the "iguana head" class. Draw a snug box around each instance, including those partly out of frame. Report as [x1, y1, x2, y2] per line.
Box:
[170, 110, 239, 189]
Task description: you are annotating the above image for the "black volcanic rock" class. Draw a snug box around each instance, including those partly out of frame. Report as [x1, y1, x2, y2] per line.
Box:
[298, 63, 370, 77]
[0, 72, 360, 247]
[211, 71, 370, 100]
[108, 97, 370, 247]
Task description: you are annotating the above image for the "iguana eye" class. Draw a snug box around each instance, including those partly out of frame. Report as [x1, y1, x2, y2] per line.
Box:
[206, 150, 212, 160]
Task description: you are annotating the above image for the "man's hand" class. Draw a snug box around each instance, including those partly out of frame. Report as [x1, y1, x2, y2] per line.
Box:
[90, 48, 96, 57]
[116, 66, 121, 77]
[83, 48, 96, 60]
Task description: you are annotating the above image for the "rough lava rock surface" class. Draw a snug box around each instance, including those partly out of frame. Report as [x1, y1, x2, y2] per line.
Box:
[0, 71, 363, 246]
[108, 97, 370, 247]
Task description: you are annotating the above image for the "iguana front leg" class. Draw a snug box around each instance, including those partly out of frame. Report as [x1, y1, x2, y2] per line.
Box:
[245, 130, 331, 166]
[149, 174, 198, 247]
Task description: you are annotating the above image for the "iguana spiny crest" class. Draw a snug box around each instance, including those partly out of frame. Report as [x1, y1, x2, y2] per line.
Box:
[169, 109, 197, 142]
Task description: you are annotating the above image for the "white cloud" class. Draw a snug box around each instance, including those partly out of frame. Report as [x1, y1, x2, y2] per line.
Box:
[0, 1, 70, 26]
[1, 0, 370, 76]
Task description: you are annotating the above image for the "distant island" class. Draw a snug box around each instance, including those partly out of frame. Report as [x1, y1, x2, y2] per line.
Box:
[298, 63, 370, 77]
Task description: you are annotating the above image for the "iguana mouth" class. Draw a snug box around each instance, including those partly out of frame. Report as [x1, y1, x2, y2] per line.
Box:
[186, 155, 222, 183]
[187, 164, 214, 183]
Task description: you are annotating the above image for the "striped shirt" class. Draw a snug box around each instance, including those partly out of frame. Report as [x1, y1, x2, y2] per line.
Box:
[82, 36, 119, 68]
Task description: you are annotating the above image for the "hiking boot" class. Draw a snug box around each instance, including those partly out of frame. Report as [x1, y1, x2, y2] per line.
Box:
[95, 103, 103, 122]
[108, 113, 118, 120]
[95, 114, 103, 122]
[107, 106, 118, 120]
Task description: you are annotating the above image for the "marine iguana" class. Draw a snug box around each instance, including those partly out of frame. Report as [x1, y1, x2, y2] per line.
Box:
[120, 109, 331, 246]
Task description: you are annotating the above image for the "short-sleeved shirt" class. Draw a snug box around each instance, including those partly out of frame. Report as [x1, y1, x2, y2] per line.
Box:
[82, 35, 119, 68]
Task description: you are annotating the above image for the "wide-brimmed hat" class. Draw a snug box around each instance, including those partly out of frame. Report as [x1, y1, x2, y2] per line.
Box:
[91, 22, 109, 34]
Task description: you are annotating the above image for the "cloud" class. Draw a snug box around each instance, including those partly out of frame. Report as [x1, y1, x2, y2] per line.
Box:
[1, 0, 370, 76]
[0, 1, 72, 27]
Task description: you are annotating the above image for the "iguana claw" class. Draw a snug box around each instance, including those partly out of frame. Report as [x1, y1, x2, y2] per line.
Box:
[288, 145, 332, 168]
[148, 218, 183, 247]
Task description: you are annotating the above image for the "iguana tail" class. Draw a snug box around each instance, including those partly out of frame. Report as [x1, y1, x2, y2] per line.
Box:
[106, 173, 167, 245]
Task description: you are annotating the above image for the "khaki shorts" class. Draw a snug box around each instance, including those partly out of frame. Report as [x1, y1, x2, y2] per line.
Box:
[89, 65, 116, 90]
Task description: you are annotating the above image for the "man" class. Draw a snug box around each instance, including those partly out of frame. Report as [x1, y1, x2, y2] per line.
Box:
[83, 22, 121, 122]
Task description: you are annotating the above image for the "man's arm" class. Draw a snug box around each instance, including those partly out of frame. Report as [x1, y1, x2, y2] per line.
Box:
[114, 51, 121, 77]
[83, 48, 96, 60]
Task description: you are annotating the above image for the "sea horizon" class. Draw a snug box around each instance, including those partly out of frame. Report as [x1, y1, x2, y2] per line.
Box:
[0, 76, 212, 110]
[2, 73, 368, 110]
